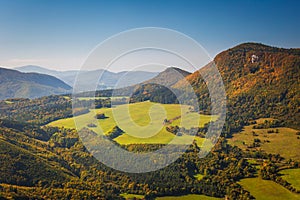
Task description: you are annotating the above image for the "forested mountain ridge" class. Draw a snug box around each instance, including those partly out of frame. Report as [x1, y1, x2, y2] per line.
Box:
[143, 67, 191, 87]
[120, 67, 191, 103]
[174, 43, 300, 128]
[0, 67, 72, 100]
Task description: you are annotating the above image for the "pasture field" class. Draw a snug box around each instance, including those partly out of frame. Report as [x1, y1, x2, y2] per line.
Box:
[76, 96, 129, 101]
[48, 101, 217, 145]
[194, 173, 204, 181]
[239, 178, 300, 200]
[120, 193, 221, 200]
[63, 96, 71, 100]
[280, 168, 300, 191]
[227, 118, 300, 161]
[156, 194, 221, 200]
[120, 193, 144, 199]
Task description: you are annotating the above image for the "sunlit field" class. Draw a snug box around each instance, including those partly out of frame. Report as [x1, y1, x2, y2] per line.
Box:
[239, 178, 300, 200]
[228, 118, 300, 161]
[48, 101, 217, 145]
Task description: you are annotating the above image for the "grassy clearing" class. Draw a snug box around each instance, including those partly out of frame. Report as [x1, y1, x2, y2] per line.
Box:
[239, 178, 300, 200]
[245, 159, 261, 171]
[48, 101, 217, 145]
[280, 168, 300, 190]
[120, 193, 144, 199]
[4, 100, 13, 104]
[194, 173, 204, 181]
[156, 194, 221, 200]
[227, 118, 300, 161]
[120, 193, 221, 200]
[76, 96, 129, 101]
[63, 96, 71, 100]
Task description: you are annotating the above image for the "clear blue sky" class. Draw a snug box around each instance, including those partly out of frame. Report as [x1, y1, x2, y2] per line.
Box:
[0, 0, 299, 71]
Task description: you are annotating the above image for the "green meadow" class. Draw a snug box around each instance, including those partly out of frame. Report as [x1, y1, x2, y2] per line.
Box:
[156, 194, 221, 200]
[120, 193, 221, 200]
[239, 178, 300, 200]
[120, 193, 145, 199]
[228, 118, 300, 161]
[280, 168, 300, 191]
[194, 173, 204, 181]
[76, 96, 129, 101]
[48, 101, 217, 145]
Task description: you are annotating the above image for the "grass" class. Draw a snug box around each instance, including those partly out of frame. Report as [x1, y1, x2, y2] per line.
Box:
[194, 173, 204, 181]
[63, 96, 71, 100]
[4, 100, 13, 104]
[280, 168, 300, 191]
[76, 96, 129, 101]
[227, 118, 300, 161]
[120, 193, 221, 200]
[156, 194, 221, 200]
[120, 193, 144, 199]
[239, 178, 300, 200]
[245, 159, 261, 171]
[48, 101, 217, 145]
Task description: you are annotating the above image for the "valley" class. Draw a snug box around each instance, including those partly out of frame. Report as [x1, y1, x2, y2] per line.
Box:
[1, 0, 300, 197]
[48, 101, 217, 145]
[0, 42, 299, 199]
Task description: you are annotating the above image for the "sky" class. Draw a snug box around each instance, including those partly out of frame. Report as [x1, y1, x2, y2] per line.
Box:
[0, 0, 299, 72]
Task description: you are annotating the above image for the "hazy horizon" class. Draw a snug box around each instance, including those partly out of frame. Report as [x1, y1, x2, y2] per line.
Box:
[1, 41, 299, 73]
[2, 64, 192, 73]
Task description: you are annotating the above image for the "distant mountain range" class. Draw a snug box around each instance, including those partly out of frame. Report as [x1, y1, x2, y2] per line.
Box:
[15, 65, 159, 91]
[87, 67, 191, 98]
[0, 67, 71, 100]
[0, 65, 184, 100]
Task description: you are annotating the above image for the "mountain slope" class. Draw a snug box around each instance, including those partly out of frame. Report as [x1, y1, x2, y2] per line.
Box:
[0, 119, 76, 186]
[175, 43, 300, 128]
[130, 67, 191, 103]
[143, 67, 191, 87]
[0, 67, 71, 100]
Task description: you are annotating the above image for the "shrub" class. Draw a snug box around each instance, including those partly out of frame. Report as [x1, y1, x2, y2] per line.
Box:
[95, 113, 107, 119]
